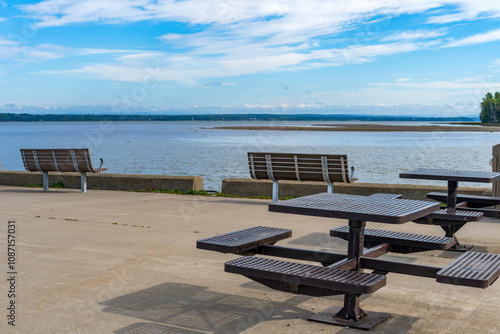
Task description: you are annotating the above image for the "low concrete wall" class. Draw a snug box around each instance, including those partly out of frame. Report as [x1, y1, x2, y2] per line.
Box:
[221, 178, 489, 201]
[0, 170, 203, 192]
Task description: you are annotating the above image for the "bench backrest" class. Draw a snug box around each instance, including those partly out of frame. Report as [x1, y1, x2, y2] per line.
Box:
[247, 152, 354, 183]
[20, 149, 99, 173]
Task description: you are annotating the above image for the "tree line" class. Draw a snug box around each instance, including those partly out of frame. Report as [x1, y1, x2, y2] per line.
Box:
[480, 92, 500, 123]
[0, 113, 477, 122]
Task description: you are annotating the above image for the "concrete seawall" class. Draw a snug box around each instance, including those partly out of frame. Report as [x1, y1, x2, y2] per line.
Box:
[0, 170, 203, 192]
[0, 171, 491, 199]
[221, 178, 489, 201]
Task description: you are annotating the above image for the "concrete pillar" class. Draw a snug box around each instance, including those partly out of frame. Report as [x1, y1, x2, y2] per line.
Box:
[493, 144, 500, 197]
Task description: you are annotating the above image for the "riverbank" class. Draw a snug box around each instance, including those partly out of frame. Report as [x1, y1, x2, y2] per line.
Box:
[209, 123, 500, 132]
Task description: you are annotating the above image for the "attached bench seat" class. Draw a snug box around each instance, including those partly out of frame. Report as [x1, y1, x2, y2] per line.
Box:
[436, 251, 500, 288]
[427, 192, 500, 208]
[225, 256, 386, 295]
[427, 192, 500, 218]
[413, 209, 483, 225]
[20, 148, 107, 192]
[330, 226, 454, 253]
[368, 193, 403, 199]
[248, 152, 357, 202]
[196, 226, 292, 254]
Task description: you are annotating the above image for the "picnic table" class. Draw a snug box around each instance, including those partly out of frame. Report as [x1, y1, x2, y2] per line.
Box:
[267, 193, 440, 328]
[197, 193, 500, 330]
[400, 168, 500, 250]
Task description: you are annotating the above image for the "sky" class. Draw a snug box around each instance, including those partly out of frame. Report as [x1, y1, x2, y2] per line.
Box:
[1, 1, 500, 116]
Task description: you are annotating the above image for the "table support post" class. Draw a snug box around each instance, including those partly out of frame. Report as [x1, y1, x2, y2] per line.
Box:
[447, 180, 458, 211]
[335, 220, 367, 321]
[347, 219, 365, 271]
[310, 219, 391, 329]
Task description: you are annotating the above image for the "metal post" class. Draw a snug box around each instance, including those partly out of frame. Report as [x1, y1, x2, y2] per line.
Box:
[43, 171, 49, 191]
[334, 219, 367, 321]
[327, 182, 333, 193]
[272, 180, 279, 203]
[447, 180, 458, 211]
[81, 172, 87, 193]
[493, 144, 500, 198]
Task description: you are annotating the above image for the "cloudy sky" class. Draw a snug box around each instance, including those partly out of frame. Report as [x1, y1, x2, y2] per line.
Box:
[1, 0, 500, 115]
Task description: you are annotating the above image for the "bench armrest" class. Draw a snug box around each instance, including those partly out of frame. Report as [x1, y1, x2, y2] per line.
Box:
[98, 158, 104, 170]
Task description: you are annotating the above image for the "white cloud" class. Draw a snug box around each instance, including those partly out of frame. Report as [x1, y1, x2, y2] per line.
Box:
[444, 29, 500, 48]
[383, 29, 447, 42]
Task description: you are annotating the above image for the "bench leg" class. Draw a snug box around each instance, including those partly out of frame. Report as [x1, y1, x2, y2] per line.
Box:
[327, 182, 333, 193]
[81, 172, 87, 193]
[43, 171, 49, 191]
[272, 180, 278, 203]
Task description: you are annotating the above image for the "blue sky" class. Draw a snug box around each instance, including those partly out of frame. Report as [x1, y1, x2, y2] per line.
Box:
[1, 0, 500, 116]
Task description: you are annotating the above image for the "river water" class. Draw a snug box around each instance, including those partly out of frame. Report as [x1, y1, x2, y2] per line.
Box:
[1, 121, 498, 191]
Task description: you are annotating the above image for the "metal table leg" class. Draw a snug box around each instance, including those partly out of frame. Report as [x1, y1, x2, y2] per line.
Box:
[309, 220, 390, 329]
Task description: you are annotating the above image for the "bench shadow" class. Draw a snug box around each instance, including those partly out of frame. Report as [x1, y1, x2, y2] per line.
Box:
[100, 282, 314, 334]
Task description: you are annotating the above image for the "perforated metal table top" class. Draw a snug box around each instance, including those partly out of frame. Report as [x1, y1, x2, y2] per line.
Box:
[400, 168, 500, 183]
[268, 193, 440, 224]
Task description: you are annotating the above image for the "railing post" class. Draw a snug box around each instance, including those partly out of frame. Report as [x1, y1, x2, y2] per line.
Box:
[493, 144, 500, 197]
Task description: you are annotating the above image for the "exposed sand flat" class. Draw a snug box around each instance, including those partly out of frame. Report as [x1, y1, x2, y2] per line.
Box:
[208, 123, 500, 132]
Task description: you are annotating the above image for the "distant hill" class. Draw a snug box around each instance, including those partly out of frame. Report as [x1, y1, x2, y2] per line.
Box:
[0, 113, 478, 122]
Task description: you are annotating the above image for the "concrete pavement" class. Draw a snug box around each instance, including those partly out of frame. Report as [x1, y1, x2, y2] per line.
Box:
[1, 185, 499, 334]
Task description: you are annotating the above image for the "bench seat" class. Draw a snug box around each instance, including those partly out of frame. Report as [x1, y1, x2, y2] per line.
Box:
[248, 152, 356, 202]
[225, 256, 386, 295]
[196, 226, 292, 254]
[368, 193, 403, 199]
[413, 209, 483, 225]
[427, 192, 500, 207]
[330, 226, 454, 253]
[436, 251, 500, 288]
[20, 148, 107, 192]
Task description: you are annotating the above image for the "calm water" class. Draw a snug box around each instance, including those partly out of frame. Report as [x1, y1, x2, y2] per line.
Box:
[1, 121, 498, 191]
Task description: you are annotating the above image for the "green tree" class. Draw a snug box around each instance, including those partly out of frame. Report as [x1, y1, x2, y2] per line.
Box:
[480, 92, 500, 123]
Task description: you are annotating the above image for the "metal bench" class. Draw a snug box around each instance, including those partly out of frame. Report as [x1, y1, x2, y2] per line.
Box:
[196, 226, 292, 254]
[368, 193, 403, 199]
[427, 192, 500, 207]
[436, 251, 500, 288]
[225, 256, 386, 295]
[20, 148, 107, 192]
[427, 192, 500, 218]
[330, 226, 454, 253]
[412, 209, 484, 251]
[247, 152, 357, 202]
[197, 224, 500, 329]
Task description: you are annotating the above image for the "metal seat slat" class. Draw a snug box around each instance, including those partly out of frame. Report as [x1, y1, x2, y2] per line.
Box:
[225, 256, 386, 294]
[196, 226, 292, 254]
[436, 251, 500, 288]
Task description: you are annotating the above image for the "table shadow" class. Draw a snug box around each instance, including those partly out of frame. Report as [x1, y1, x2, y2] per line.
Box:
[100, 282, 314, 334]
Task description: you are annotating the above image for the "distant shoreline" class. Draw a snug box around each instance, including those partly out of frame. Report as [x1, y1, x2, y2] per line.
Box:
[0, 113, 479, 122]
[208, 123, 500, 132]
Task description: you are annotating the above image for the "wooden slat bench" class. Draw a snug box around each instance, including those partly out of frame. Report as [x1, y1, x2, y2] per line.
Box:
[20, 148, 107, 193]
[247, 152, 357, 202]
[196, 226, 292, 254]
[330, 226, 454, 253]
[225, 256, 387, 295]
